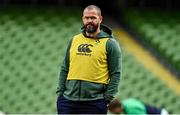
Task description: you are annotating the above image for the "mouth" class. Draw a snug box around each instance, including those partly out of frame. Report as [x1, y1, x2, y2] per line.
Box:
[84, 23, 98, 33]
[86, 24, 94, 27]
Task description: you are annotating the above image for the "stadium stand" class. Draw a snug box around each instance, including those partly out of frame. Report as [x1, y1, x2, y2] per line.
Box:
[118, 52, 180, 113]
[124, 10, 180, 72]
[0, 8, 179, 113]
[0, 8, 81, 113]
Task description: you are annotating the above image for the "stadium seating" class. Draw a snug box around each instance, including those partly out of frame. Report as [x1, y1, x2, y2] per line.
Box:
[118, 51, 180, 113]
[0, 8, 179, 113]
[0, 8, 81, 113]
[124, 10, 180, 71]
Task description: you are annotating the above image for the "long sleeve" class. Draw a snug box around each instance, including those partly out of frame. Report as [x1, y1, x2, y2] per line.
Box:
[56, 39, 72, 96]
[105, 38, 122, 103]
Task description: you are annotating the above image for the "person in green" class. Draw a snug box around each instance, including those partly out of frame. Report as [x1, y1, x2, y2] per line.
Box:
[108, 98, 169, 115]
[56, 5, 121, 114]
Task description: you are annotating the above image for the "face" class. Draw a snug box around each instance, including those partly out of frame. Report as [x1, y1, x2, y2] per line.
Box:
[110, 107, 123, 114]
[82, 8, 103, 33]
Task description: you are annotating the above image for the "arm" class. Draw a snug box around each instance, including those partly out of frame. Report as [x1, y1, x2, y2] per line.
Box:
[56, 39, 72, 96]
[105, 38, 122, 103]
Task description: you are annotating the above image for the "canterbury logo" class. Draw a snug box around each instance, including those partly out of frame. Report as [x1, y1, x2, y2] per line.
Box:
[78, 44, 93, 53]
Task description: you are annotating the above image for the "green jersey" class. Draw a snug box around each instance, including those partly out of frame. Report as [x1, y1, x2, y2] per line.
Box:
[123, 98, 147, 114]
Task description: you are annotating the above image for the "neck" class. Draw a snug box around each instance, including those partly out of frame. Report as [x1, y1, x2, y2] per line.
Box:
[85, 27, 100, 38]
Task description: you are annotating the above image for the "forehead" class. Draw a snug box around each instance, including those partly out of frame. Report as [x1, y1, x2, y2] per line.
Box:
[83, 8, 99, 16]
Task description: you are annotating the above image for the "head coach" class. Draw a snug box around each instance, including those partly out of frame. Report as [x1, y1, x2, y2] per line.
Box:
[56, 5, 122, 114]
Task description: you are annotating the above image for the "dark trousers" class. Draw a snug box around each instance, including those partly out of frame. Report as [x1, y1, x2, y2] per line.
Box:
[57, 95, 107, 114]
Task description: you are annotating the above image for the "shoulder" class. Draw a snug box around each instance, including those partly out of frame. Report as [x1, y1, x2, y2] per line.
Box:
[69, 33, 83, 44]
[73, 33, 83, 39]
[106, 38, 121, 51]
[107, 38, 118, 45]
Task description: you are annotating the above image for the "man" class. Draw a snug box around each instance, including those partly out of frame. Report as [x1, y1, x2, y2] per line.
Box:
[108, 98, 169, 115]
[56, 5, 121, 114]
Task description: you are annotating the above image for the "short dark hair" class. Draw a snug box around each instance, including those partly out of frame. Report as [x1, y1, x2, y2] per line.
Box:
[83, 5, 101, 16]
[108, 99, 122, 111]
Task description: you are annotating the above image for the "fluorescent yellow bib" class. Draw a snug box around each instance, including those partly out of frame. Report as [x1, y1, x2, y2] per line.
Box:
[67, 33, 109, 84]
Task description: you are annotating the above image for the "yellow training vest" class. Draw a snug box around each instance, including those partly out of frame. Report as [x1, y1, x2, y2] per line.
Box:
[67, 33, 110, 84]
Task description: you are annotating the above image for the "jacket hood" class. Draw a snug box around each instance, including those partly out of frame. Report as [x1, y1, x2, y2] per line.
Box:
[81, 24, 113, 38]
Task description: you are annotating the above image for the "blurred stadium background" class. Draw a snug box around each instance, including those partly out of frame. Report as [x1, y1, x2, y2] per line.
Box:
[0, 0, 179, 114]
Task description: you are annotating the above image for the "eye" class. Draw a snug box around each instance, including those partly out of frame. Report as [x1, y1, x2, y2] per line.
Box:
[91, 17, 96, 20]
[85, 17, 89, 19]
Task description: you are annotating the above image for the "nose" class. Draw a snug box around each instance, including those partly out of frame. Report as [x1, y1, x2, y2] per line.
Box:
[87, 18, 92, 23]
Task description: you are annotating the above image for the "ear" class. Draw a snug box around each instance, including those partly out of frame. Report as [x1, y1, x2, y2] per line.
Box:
[99, 16, 103, 23]
[82, 16, 84, 21]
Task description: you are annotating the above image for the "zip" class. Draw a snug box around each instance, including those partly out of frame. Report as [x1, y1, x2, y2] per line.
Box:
[78, 80, 81, 100]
